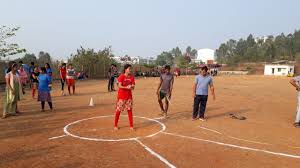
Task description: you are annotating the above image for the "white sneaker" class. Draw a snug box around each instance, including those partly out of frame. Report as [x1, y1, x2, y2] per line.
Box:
[199, 118, 206, 122]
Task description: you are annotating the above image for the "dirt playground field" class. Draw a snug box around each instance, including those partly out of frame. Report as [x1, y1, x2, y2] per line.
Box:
[1, 75, 300, 168]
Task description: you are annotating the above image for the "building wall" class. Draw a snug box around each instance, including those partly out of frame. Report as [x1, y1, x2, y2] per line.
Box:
[195, 49, 215, 64]
[264, 65, 294, 76]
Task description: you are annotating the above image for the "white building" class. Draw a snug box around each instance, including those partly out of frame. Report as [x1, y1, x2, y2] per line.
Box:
[193, 48, 215, 64]
[112, 56, 155, 65]
[255, 36, 269, 43]
[264, 64, 294, 76]
[138, 57, 155, 65]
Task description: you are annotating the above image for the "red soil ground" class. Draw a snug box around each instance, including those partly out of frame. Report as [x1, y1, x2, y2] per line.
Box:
[1, 75, 300, 168]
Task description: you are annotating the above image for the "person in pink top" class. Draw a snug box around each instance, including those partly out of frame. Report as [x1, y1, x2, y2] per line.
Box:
[18, 65, 28, 94]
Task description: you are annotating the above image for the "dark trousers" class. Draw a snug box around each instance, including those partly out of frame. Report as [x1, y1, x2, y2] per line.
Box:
[193, 95, 208, 119]
[108, 77, 115, 91]
[61, 79, 66, 91]
[41, 101, 53, 110]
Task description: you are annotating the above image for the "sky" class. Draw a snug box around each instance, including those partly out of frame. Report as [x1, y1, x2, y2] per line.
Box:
[1, 0, 300, 60]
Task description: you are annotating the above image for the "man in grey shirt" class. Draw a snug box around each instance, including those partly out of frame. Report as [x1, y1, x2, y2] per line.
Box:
[157, 65, 174, 118]
[290, 76, 300, 128]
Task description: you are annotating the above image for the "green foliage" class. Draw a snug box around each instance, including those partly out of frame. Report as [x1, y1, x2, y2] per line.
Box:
[14, 52, 52, 66]
[171, 47, 182, 58]
[23, 53, 37, 63]
[188, 62, 198, 69]
[295, 52, 300, 64]
[68, 46, 117, 78]
[186, 46, 197, 59]
[13, 53, 38, 66]
[38, 51, 52, 66]
[142, 63, 156, 68]
[175, 56, 186, 68]
[216, 30, 300, 64]
[155, 46, 196, 68]
[0, 26, 26, 57]
[294, 31, 300, 53]
[156, 51, 174, 66]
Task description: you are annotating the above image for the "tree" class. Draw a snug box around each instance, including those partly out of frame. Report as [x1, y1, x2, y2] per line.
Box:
[0, 26, 26, 57]
[295, 52, 300, 64]
[22, 53, 37, 63]
[156, 51, 174, 66]
[191, 49, 197, 59]
[69, 46, 117, 78]
[264, 36, 276, 62]
[216, 30, 300, 64]
[176, 56, 187, 68]
[186, 46, 192, 56]
[286, 34, 294, 60]
[274, 33, 288, 60]
[216, 43, 228, 64]
[185, 46, 197, 59]
[235, 39, 247, 60]
[294, 30, 300, 53]
[246, 34, 256, 48]
[38, 51, 52, 66]
[171, 47, 182, 58]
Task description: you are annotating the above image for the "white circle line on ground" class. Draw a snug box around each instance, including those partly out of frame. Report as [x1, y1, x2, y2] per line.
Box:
[63, 115, 166, 142]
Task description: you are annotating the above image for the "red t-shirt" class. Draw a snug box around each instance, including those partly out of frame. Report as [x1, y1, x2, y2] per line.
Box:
[60, 67, 67, 79]
[117, 74, 135, 100]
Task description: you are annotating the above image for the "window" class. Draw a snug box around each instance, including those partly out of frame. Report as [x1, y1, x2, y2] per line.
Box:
[278, 68, 281, 72]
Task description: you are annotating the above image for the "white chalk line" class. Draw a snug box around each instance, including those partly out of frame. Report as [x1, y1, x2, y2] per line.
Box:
[161, 132, 300, 159]
[199, 126, 271, 145]
[63, 115, 166, 142]
[227, 136, 272, 145]
[152, 117, 165, 120]
[134, 139, 176, 168]
[49, 134, 67, 140]
[199, 126, 222, 134]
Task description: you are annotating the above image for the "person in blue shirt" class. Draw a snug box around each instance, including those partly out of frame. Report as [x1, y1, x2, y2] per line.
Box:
[45, 63, 53, 90]
[29, 62, 35, 74]
[192, 66, 215, 121]
[45, 63, 52, 81]
[38, 67, 53, 112]
[29, 62, 35, 88]
[18, 61, 30, 74]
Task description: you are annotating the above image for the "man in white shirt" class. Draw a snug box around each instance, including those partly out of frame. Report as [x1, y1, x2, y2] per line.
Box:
[290, 76, 300, 128]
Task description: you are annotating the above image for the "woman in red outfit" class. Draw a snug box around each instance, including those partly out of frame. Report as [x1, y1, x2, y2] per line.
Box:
[114, 64, 135, 131]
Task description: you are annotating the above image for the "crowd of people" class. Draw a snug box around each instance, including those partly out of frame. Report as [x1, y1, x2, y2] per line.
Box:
[2, 61, 79, 118]
[3, 60, 300, 130]
[3, 60, 218, 132]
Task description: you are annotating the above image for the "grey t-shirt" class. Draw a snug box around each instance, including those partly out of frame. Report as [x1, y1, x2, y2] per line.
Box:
[195, 75, 213, 95]
[294, 75, 300, 86]
[160, 73, 174, 93]
[294, 76, 300, 85]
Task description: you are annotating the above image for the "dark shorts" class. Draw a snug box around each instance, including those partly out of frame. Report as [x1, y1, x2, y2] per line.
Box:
[32, 82, 39, 87]
[159, 91, 167, 100]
